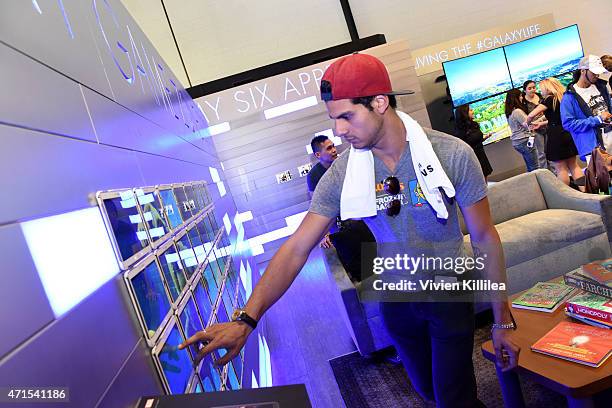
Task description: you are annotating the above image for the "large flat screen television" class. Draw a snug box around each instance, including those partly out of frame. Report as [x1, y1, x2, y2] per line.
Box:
[443, 48, 513, 107]
[468, 93, 512, 146]
[505, 25, 583, 86]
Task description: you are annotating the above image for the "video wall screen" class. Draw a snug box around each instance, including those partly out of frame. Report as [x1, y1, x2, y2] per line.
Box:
[444, 25, 583, 108]
[135, 188, 170, 246]
[176, 231, 198, 280]
[153, 317, 194, 395]
[98, 190, 150, 268]
[157, 241, 187, 304]
[125, 255, 173, 345]
[173, 184, 193, 222]
[505, 25, 583, 86]
[443, 48, 513, 107]
[157, 187, 183, 229]
[192, 279, 213, 326]
[187, 225, 206, 264]
[178, 294, 205, 362]
[469, 93, 511, 146]
[199, 353, 222, 392]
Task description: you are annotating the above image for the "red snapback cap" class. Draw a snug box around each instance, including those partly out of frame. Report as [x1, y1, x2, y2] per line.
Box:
[320, 53, 414, 101]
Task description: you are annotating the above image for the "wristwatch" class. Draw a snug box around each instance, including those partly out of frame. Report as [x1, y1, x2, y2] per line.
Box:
[231, 308, 258, 329]
[491, 322, 516, 331]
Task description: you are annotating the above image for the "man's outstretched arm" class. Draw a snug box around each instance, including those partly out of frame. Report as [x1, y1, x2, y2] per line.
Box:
[461, 197, 520, 372]
[180, 212, 334, 365]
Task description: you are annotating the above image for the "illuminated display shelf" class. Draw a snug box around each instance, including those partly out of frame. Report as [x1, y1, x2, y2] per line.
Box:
[97, 180, 215, 270]
[97, 178, 249, 395]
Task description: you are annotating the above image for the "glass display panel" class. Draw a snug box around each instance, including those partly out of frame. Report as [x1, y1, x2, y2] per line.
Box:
[468, 93, 511, 146]
[226, 361, 240, 390]
[222, 280, 235, 317]
[193, 282, 213, 325]
[184, 184, 200, 214]
[443, 48, 513, 107]
[158, 188, 183, 229]
[193, 182, 208, 209]
[208, 255, 224, 287]
[199, 353, 222, 392]
[505, 25, 583, 86]
[179, 295, 205, 361]
[173, 185, 193, 221]
[194, 379, 203, 393]
[216, 298, 230, 324]
[134, 189, 169, 244]
[208, 213, 220, 232]
[232, 354, 243, 385]
[176, 234, 198, 280]
[158, 323, 193, 394]
[157, 243, 187, 303]
[197, 216, 216, 242]
[216, 256, 228, 278]
[187, 227, 206, 264]
[102, 190, 149, 262]
[131, 259, 172, 339]
[202, 263, 219, 299]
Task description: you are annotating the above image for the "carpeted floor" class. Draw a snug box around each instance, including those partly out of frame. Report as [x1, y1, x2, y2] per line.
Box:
[329, 323, 568, 408]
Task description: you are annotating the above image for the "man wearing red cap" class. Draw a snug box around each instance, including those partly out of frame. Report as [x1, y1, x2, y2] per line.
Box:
[181, 53, 519, 407]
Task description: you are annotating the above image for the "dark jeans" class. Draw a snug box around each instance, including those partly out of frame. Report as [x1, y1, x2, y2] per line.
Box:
[513, 138, 539, 172]
[379, 301, 477, 408]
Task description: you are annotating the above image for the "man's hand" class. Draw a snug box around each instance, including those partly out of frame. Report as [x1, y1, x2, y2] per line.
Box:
[492, 328, 520, 372]
[599, 111, 612, 122]
[179, 321, 252, 366]
[319, 233, 333, 248]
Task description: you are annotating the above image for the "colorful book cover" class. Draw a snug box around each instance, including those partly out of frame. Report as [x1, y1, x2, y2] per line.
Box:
[581, 259, 612, 285]
[531, 321, 612, 367]
[566, 292, 612, 324]
[512, 282, 574, 312]
[564, 270, 612, 298]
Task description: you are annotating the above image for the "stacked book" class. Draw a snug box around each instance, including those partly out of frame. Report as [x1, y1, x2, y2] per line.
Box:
[531, 321, 612, 367]
[564, 259, 612, 298]
[511, 281, 575, 313]
[565, 291, 612, 329]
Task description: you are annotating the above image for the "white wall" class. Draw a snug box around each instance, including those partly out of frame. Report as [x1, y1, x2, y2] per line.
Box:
[122, 0, 612, 88]
[350, 0, 612, 56]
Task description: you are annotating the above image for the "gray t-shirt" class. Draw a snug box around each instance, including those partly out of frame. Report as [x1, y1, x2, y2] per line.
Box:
[310, 127, 487, 282]
[508, 109, 531, 143]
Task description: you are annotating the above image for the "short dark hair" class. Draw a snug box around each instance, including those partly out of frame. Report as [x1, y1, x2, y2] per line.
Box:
[310, 135, 329, 153]
[602, 55, 612, 71]
[350, 94, 397, 110]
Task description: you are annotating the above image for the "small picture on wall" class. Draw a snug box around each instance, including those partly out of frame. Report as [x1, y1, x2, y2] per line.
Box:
[276, 170, 293, 184]
[298, 163, 313, 177]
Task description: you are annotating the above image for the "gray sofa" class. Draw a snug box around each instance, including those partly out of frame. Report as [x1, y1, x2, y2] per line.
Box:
[323, 169, 612, 356]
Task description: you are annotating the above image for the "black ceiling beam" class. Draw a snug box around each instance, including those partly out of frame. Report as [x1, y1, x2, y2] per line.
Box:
[340, 0, 359, 41]
[186, 34, 386, 99]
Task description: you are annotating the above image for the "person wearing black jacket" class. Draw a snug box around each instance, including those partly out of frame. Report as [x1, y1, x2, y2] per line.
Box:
[455, 104, 493, 179]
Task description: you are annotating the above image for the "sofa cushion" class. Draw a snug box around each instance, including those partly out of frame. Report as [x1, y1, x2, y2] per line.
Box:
[464, 209, 605, 268]
[487, 172, 548, 226]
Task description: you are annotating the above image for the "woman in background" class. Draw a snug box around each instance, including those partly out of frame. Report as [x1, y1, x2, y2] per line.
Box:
[454, 104, 493, 179]
[505, 88, 541, 172]
[523, 80, 549, 169]
[524, 78, 582, 188]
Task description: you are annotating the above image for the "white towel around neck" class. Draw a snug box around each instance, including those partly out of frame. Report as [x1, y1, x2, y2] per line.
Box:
[340, 111, 455, 220]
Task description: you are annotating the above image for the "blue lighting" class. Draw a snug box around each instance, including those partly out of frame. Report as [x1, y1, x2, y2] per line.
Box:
[21, 207, 120, 318]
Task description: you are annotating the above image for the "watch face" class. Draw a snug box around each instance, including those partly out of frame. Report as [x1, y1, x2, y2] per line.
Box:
[231, 309, 241, 321]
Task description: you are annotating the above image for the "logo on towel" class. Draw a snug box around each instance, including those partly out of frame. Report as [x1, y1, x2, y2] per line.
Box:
[418, 163, 434, 177]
